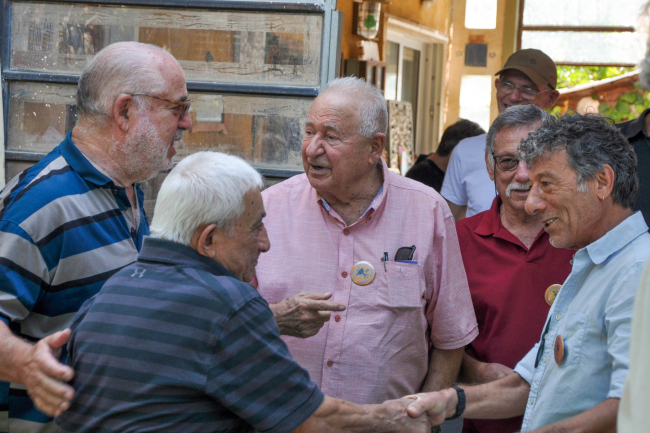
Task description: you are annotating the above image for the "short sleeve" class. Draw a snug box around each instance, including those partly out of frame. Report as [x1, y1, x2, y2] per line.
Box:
[514, 343, 539, 385]
[604, 263, 643, 399]
[440, 141, 468, 206]
[207, 297, 323, 433]
[425, 205, 478, 349]
[0, 220, 48, 325]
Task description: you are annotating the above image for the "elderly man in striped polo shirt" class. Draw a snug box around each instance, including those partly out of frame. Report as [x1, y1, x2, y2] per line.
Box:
[0, 41, 191, 432]
[56, 151, 429, 433]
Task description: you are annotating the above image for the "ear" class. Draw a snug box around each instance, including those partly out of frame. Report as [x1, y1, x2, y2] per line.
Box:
[369, 133, 386, 164]
[595, 164, 615, 201]
[542, 89, 561, 109]
[495, 78, 501, 90]
[485, 152, 495, 181]
[112, 94, 136, 133]
[194, 224, 218, 258]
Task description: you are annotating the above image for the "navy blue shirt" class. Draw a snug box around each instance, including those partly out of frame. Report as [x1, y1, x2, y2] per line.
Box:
[57, 237, 323, 433]
[617, 110, 650, 228]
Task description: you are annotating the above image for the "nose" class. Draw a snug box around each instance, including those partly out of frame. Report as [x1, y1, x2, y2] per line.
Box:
[259, 225, 271, 253]
[509, 87, 525, 102]
[303, 133, 325, 159]
[178, 108, 192, 130]
[514, 160, 529, 183]
[525, 184, 546, 216]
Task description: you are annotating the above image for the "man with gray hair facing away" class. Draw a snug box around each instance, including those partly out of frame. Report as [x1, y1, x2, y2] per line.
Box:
[255, 77, 478, 420]
[0, 41, 191, 432]
[405, 113, 649, 433]
[56, 151, 429, 433]
[455, 105, 573, 433]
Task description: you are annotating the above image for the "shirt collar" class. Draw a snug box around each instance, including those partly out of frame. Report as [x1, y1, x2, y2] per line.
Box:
[138, 237, 239, 280]
[316, 158, 390, 224]
[585, 211, 649, 265]
[475, 196, 501, 236]
[59, 131, 114, 187]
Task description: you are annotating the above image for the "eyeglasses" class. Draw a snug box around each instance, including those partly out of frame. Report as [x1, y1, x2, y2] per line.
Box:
[497, 81, 553, 100]
[492, 153, 520, 171]
[127, 93, 191, 120]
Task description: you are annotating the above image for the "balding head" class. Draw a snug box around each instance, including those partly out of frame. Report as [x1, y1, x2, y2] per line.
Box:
[77, 42, 178, 125]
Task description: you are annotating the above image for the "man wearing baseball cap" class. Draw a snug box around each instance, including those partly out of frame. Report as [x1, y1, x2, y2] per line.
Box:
[440, 49, 560, 221]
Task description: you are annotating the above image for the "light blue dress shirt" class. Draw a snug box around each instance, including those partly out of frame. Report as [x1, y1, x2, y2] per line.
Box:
[514, 212, 650, 431]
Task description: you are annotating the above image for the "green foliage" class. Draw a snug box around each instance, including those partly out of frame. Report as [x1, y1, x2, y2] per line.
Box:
[597, 85, 650, 123]
[556, 65, 636, 89]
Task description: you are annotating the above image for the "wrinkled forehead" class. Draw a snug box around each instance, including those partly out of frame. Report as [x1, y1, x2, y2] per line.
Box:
[527, 149, 576, 181]
[307, 91, 359, 128]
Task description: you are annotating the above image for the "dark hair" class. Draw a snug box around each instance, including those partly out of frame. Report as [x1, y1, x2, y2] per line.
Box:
[436, 119, 485, 157]
[518, 113, 638, 209]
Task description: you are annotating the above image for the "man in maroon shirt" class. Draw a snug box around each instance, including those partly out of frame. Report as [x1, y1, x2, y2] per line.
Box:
[455, 105, 574, 433]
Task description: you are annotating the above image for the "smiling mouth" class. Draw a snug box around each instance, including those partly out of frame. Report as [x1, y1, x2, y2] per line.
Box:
[544, 218, 558, 228]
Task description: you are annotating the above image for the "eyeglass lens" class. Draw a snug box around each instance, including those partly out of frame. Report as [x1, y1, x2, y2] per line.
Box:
[495, 155, 519, 171]
[499, 82, 539, 99]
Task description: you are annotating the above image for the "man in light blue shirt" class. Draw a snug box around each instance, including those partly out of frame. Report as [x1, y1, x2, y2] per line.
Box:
[404, 113, 649, 433]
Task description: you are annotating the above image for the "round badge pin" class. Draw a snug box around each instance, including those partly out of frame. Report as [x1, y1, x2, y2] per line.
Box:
[350, 261, 376, 286]
[545, 284, 561, 307]
[554, 335, 565, 365]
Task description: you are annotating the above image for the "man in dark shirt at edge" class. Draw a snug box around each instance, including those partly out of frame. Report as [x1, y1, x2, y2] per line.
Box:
[56, 151, 429, 433]
[617, 108, 650, 228]
[406, 119, 485, 192]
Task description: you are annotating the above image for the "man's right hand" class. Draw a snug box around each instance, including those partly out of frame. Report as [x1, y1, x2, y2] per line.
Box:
[270, 292, 346, 338]
[405, 389, 457, 427]
[19, 329, 75, 417]
[380, 397, 431, 433]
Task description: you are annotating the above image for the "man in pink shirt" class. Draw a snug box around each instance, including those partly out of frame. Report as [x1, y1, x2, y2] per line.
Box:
[254, 77, 479, 407]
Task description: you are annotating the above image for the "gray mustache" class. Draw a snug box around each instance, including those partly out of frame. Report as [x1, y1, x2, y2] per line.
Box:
[506, 182, 531, 197]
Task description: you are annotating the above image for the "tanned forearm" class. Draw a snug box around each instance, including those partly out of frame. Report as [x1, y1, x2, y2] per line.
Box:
[528, 398, 618, 433]
[445, 200, 467, 222]
[294, 396, 426, 433]
[0, 321, 31, 383]
[459, 352, 514, 385]
[422, 347, 465, 392]
[461, 373, 529, 419]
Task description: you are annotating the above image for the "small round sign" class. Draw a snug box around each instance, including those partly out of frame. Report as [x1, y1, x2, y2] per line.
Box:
[350, 261, 376, 286]
[545, 284, 561, 307]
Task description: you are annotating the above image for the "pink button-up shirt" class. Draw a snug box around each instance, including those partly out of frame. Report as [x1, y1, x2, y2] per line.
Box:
[255, 160, 478, 404]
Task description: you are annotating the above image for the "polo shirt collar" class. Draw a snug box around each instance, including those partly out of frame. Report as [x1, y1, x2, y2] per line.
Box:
[475, 196, 501, 236]
[59, 131, 114, 187]
[138, 237, 239, 280]
[585, 211, 649, 265]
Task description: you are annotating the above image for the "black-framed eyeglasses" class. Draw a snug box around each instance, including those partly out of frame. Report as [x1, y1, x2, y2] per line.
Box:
[497, 81, 553, 101]
[127, 93, 191, 120]
[492, 152, 520, 171]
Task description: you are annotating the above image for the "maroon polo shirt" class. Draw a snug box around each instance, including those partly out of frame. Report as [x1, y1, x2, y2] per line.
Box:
[457, 197, 574, 433]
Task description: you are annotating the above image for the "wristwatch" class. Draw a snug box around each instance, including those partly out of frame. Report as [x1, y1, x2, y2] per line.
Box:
[445, 386, 466, 420]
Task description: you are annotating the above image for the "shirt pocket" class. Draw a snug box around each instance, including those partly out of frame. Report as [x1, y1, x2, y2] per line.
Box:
[377, 261, 424, 309]
[563, 312, 589, 366]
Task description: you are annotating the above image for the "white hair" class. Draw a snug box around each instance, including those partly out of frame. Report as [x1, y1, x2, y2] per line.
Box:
[323, 77, 388, 137]
[77, 42, 172, 124]
[149, 152, 263, 245]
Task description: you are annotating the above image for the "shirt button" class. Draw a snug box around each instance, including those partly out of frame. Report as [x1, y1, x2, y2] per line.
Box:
[327, 360, 334, 367]
[542, 356, 547, 363]
[529, 397, 535, 405]
[343, 229, 350, 236]
[341, 271, 348, 278]
[335, 315, 341, 322]
[556, 313, 562, 321]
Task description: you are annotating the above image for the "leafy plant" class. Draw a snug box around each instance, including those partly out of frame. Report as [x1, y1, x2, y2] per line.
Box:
[556, 65, 635, 89]
[598, 85, 650, 123]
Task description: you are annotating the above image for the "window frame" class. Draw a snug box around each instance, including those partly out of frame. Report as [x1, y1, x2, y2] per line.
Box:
[516, 0, 639, 67]
[0, 0, 343, 186]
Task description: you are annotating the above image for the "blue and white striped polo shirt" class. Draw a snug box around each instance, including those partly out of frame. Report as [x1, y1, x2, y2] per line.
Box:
[0, 131, 149, 433]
